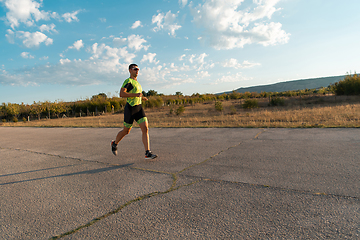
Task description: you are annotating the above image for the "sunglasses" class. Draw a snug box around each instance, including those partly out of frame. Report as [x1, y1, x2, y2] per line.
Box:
[132, 68, 139, 71]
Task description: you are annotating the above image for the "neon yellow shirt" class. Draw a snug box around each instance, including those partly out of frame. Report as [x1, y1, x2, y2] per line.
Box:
[121, 78, 142, 106]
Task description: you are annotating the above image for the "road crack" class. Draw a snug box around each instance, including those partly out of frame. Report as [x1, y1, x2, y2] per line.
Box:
[50, 176, 200, 239]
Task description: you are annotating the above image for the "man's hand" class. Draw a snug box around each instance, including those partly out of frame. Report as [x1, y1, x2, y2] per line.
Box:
[142, 97, 148, 101]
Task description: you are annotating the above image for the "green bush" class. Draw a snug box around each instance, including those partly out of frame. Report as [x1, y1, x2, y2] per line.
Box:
[229, 91, 240, 99]
[145, 97, 163, 108]
[242, 99, 258, 109]
[331, 74, 360, 95]
[270, 97, 285, 106]
[176, 106, 185, 115]
[215, 101, 223, 111]
[105, 101, 111, 113]
[13, 117, 18, 122]
[230, 106, 237, 115]
[22, 117, 27, 123]
[110, 100, 120, 112]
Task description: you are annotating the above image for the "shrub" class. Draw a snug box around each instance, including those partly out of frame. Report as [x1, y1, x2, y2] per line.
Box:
[230, 106, 237, 115]
[243, 99, 258, 109]
[105, 101, 111, 113]
[146, 90, 158, 96]
[22, 117, 27, 123]
[110, 100, 120, 112]
[13, 117, 18, 122]
[215, 101, 223, 111]
[331, 74, 360, 95]
[229, 91, 240, 99]
[145, 97, 163, 108]
[270, 97, 285, 106]
[176, 106, 185, 115]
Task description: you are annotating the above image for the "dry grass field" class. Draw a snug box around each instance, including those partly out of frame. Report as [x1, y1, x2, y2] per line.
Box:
[2, 95, 360, 128]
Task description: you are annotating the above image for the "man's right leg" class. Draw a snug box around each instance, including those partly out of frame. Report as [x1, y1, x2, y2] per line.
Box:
[111, 126, 131, 156]
[112, 103, 134, 156]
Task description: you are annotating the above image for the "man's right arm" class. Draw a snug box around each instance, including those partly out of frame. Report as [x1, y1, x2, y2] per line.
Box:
[120, 88, 142, 98]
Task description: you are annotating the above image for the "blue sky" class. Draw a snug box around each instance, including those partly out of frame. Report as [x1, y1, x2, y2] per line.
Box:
[1, 0, 359, 104]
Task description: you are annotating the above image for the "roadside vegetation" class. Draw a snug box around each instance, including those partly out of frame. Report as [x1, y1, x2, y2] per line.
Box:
[1, 74, 360, 128]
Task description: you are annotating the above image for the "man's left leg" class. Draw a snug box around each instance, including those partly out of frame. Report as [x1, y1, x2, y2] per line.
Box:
[139, 120, 150, 151]
[139, 119, 157, 159]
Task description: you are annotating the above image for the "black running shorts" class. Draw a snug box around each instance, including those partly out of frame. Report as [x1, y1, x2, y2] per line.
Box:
[123, 103, 147, 128]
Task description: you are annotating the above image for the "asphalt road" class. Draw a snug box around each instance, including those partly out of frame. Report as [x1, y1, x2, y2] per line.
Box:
[0, 127, 359, 239]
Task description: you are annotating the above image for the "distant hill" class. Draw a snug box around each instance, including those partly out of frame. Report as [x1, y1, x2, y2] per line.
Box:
[222, 75, 345, 94]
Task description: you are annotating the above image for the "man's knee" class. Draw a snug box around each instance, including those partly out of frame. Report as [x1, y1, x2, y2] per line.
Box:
[142, 127, 148, 134]
[124, 127, 131, 135]
[139, 121, 148, 133]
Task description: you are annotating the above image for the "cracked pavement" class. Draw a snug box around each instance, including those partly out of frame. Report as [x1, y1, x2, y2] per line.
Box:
[0, 127, 359, 239]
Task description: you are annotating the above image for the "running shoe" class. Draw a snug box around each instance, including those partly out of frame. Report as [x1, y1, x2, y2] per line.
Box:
[145, 150, 157, 159]
[111, 140, 117, 156]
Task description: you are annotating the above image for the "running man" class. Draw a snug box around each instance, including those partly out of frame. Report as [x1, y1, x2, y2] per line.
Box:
[111, 64, 157, 159]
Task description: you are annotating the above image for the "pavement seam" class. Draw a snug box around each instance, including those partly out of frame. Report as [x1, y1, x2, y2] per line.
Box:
[0, 146, 114, 166]
[189, 177, 359, 200]
[177, 129, 266, 174]
[176, 128, 359, 201]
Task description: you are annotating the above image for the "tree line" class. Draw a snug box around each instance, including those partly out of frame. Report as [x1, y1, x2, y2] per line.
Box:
[1, 74, 359, 122]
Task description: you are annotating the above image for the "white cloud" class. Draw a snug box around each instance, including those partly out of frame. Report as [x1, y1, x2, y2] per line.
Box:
[2, 0, 51, 29]
[0, 60, 128, 86]
[241, 0, 282, 24]
[179, 54, 186, 61]
[5, 29, 15, 43]
[39, 23, 57, 33]
[182, 53, 211, 70]
[0, 52, 215, 93]
[141, 53, 159, 64]
[127, 34, 149, 51]
[0, 0, 77, 29]
[250, 22, 289, 46]
[0, 48, 205, 89]
[222, 58, 260, 69]
[113, 37, 127, 46]
[212, 72, 251, 85]
[21, 52, 34, 59]
[179, 0, 187, 8]
[99, 18, 106, 23]
[140, 65, 196, 87]
[197, 53, 208, 64]
[16, 31, 53, 48]
[190, 0, 290, 49]
[152, 10, 181, 36]
[68, 39, 84, 50]
[59, 58, 71, 65]
[90, 42, 136, 65]
[188, 54, 195, 64]
[131, 20, 142, 29]
[62, 10, 80, 23]
[195, 70, 210, 78]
